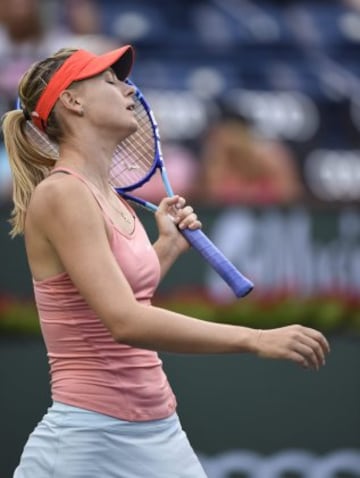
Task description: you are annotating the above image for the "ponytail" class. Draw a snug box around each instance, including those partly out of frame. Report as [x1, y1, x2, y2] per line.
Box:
[1, 47, 78, 237]
[2, 110, 56, 237]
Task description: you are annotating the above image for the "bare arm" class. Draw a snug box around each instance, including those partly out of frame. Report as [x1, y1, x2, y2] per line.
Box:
[28, 178, 330, 369]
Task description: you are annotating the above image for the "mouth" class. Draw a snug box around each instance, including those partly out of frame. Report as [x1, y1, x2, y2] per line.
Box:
[126, 103, 135, 111]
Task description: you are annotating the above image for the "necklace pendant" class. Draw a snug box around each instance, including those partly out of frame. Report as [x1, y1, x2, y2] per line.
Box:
[120, 211, 133, 224]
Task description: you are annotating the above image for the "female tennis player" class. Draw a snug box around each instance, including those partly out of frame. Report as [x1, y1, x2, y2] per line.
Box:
[2, 45, 330, 478]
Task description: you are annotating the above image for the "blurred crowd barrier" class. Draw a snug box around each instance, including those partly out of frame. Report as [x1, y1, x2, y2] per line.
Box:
[1, 0, 360, 206]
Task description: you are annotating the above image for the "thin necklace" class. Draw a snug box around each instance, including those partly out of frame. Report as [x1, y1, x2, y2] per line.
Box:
[109, 189, 135, 225]
[51, 168, 135, 225]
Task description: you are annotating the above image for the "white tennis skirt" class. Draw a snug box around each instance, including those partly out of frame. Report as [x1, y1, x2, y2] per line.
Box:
[13, 401, 207, 478]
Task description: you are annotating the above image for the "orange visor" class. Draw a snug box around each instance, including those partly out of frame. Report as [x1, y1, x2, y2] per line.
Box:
[32, 45, 134, 132]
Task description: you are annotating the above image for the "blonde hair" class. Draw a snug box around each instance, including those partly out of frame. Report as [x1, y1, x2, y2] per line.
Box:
[1, 48, 77, 237]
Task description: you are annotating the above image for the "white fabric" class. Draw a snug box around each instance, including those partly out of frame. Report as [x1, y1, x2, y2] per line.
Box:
[13, 401, 207, 478]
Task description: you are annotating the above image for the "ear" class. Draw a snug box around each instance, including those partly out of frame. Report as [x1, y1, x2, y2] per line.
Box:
[58, 89, 84, 116]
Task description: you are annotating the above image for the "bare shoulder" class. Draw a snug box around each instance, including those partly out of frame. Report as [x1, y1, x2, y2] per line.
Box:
[29, 173, 89, 211]
[28, 173, 99, 229]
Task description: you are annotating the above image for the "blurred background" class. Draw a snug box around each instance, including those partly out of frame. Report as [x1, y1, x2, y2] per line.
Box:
[0, 0, 359, 477]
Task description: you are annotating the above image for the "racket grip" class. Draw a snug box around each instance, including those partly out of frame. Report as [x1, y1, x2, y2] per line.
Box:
[181, 228, 254, 298]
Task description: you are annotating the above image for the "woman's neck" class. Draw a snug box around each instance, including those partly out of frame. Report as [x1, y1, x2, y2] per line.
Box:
[57, 138, 115, 197]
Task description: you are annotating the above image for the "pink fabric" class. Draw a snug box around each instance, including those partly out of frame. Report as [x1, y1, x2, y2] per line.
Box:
[33, 168, 176, 421]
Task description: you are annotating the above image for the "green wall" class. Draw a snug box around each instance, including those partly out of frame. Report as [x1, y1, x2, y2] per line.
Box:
[0, 336, 359, 477]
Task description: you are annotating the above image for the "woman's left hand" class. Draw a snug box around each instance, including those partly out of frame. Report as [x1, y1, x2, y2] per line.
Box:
[155, 195, 202, 255]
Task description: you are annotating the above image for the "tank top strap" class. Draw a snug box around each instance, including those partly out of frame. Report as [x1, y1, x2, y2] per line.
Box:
[50, 167, 116, 231]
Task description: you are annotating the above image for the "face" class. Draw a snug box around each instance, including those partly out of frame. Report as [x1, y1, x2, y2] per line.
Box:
[66, 69, 138, 143]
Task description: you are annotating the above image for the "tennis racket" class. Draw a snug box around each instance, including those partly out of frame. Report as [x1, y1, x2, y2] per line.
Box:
[17, 81, 254, 298]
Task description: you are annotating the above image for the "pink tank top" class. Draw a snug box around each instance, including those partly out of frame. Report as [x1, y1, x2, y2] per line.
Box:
[33, 168, 176, 421]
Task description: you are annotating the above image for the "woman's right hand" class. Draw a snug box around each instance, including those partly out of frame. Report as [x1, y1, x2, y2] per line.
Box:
[255, 325, 330, 370]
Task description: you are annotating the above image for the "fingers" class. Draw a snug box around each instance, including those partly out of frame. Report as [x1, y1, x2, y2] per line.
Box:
[158, 196, 202, 231]
[296, 327, 330, 370]
[287, 325, 330, 371]
[157, 195, 182, 213]
[293, 341, 324, 370]
[303, 327, 331, 354]
[176, 205, 201, 230]
[287, 351, 311, 369]
[258, 325, 330, 371]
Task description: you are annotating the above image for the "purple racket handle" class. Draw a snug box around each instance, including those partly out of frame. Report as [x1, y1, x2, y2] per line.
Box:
[181, 228, 254, 298]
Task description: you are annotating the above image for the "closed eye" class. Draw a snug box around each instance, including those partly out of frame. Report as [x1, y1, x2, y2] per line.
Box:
[104, 69, 117, 84]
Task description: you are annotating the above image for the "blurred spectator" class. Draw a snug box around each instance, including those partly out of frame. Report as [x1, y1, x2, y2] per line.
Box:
[64, 0, 102, 35]
[343, 0, 360, 10]
[198, 117, 304, 206]
[0, 0, 118, 113]
[59, 0, 118, 54]
[0, 0, 62, 111]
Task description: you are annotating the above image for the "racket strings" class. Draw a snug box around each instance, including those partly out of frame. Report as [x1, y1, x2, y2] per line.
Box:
[110, 99, 156, 188]
[25, 122, 59, 159]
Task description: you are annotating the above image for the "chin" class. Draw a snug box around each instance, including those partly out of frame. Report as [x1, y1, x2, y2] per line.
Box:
[128, 118, 138, 135]
[116, 120, 138, 143]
